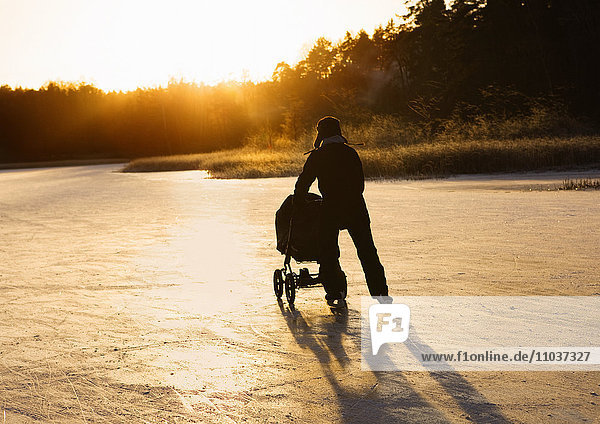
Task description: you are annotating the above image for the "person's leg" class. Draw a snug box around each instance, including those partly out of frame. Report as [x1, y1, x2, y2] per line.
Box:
[318, 219, 347, 300]
[320, 261, 347, 301]
[347, 219, 388, 296]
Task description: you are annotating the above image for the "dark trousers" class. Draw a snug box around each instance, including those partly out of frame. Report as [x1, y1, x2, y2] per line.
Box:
[318, 215, 388, 300]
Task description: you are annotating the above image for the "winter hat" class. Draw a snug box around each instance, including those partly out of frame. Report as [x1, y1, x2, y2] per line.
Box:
[314, 116, 342, 148]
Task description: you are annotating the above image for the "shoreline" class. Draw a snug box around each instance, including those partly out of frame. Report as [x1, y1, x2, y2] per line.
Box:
[120, 136, 600, 179]
[0, 158, 128, 171]
[3, 155, 599, 188]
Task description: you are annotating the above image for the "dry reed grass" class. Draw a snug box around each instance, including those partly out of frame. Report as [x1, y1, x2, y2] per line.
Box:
[558, 178, 600, 190]
[122, 148, 305, 178]
[122, 137, 600, 179]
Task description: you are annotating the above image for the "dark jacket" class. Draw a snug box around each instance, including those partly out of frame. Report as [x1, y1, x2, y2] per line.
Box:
[294, 139, 369, 226]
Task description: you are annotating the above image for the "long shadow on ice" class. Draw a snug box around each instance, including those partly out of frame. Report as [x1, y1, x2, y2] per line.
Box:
[277, 300, 451, 423]
[278, 300, 511, 423]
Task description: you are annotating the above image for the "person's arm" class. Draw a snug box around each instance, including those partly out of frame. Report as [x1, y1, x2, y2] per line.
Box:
[293, 152, 317, 204]
[357, 153, 365, 194]
[349, 147, 365, 194]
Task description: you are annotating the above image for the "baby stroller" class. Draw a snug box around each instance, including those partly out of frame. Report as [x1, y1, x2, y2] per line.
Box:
[274, 193, 322, 305]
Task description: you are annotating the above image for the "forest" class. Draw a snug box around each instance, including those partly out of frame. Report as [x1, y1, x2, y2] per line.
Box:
[1, 0, 599, 163]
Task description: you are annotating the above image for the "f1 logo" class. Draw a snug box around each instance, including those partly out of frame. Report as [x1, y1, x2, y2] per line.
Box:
[369, 303, 410, 355]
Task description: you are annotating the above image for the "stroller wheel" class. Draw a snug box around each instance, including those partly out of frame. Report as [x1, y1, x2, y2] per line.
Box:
[284, 273, 296, 305]
[273, 269, 284, 298]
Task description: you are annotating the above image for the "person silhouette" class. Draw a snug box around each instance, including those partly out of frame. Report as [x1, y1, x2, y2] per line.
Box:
[293, 116, 389, 308]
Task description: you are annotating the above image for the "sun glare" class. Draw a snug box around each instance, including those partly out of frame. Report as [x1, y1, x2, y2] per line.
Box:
[0, 0, 406, 91]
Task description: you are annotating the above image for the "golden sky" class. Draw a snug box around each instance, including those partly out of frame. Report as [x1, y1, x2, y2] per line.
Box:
[0, 0, 407, 91]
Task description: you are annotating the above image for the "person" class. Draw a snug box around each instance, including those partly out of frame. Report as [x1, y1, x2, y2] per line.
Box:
[293, 116, 389, 308]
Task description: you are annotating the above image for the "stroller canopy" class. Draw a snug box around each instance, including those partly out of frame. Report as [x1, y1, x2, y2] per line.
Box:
[275, 193, 322, 262]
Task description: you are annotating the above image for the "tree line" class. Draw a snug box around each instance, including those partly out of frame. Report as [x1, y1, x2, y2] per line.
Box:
[1, 0, 598, 162]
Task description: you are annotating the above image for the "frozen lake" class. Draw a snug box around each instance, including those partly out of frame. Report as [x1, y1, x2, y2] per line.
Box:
[1, 164, 599, 423]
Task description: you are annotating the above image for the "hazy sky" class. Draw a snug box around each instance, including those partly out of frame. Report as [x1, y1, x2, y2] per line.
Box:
[0, 0, 407, 91]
